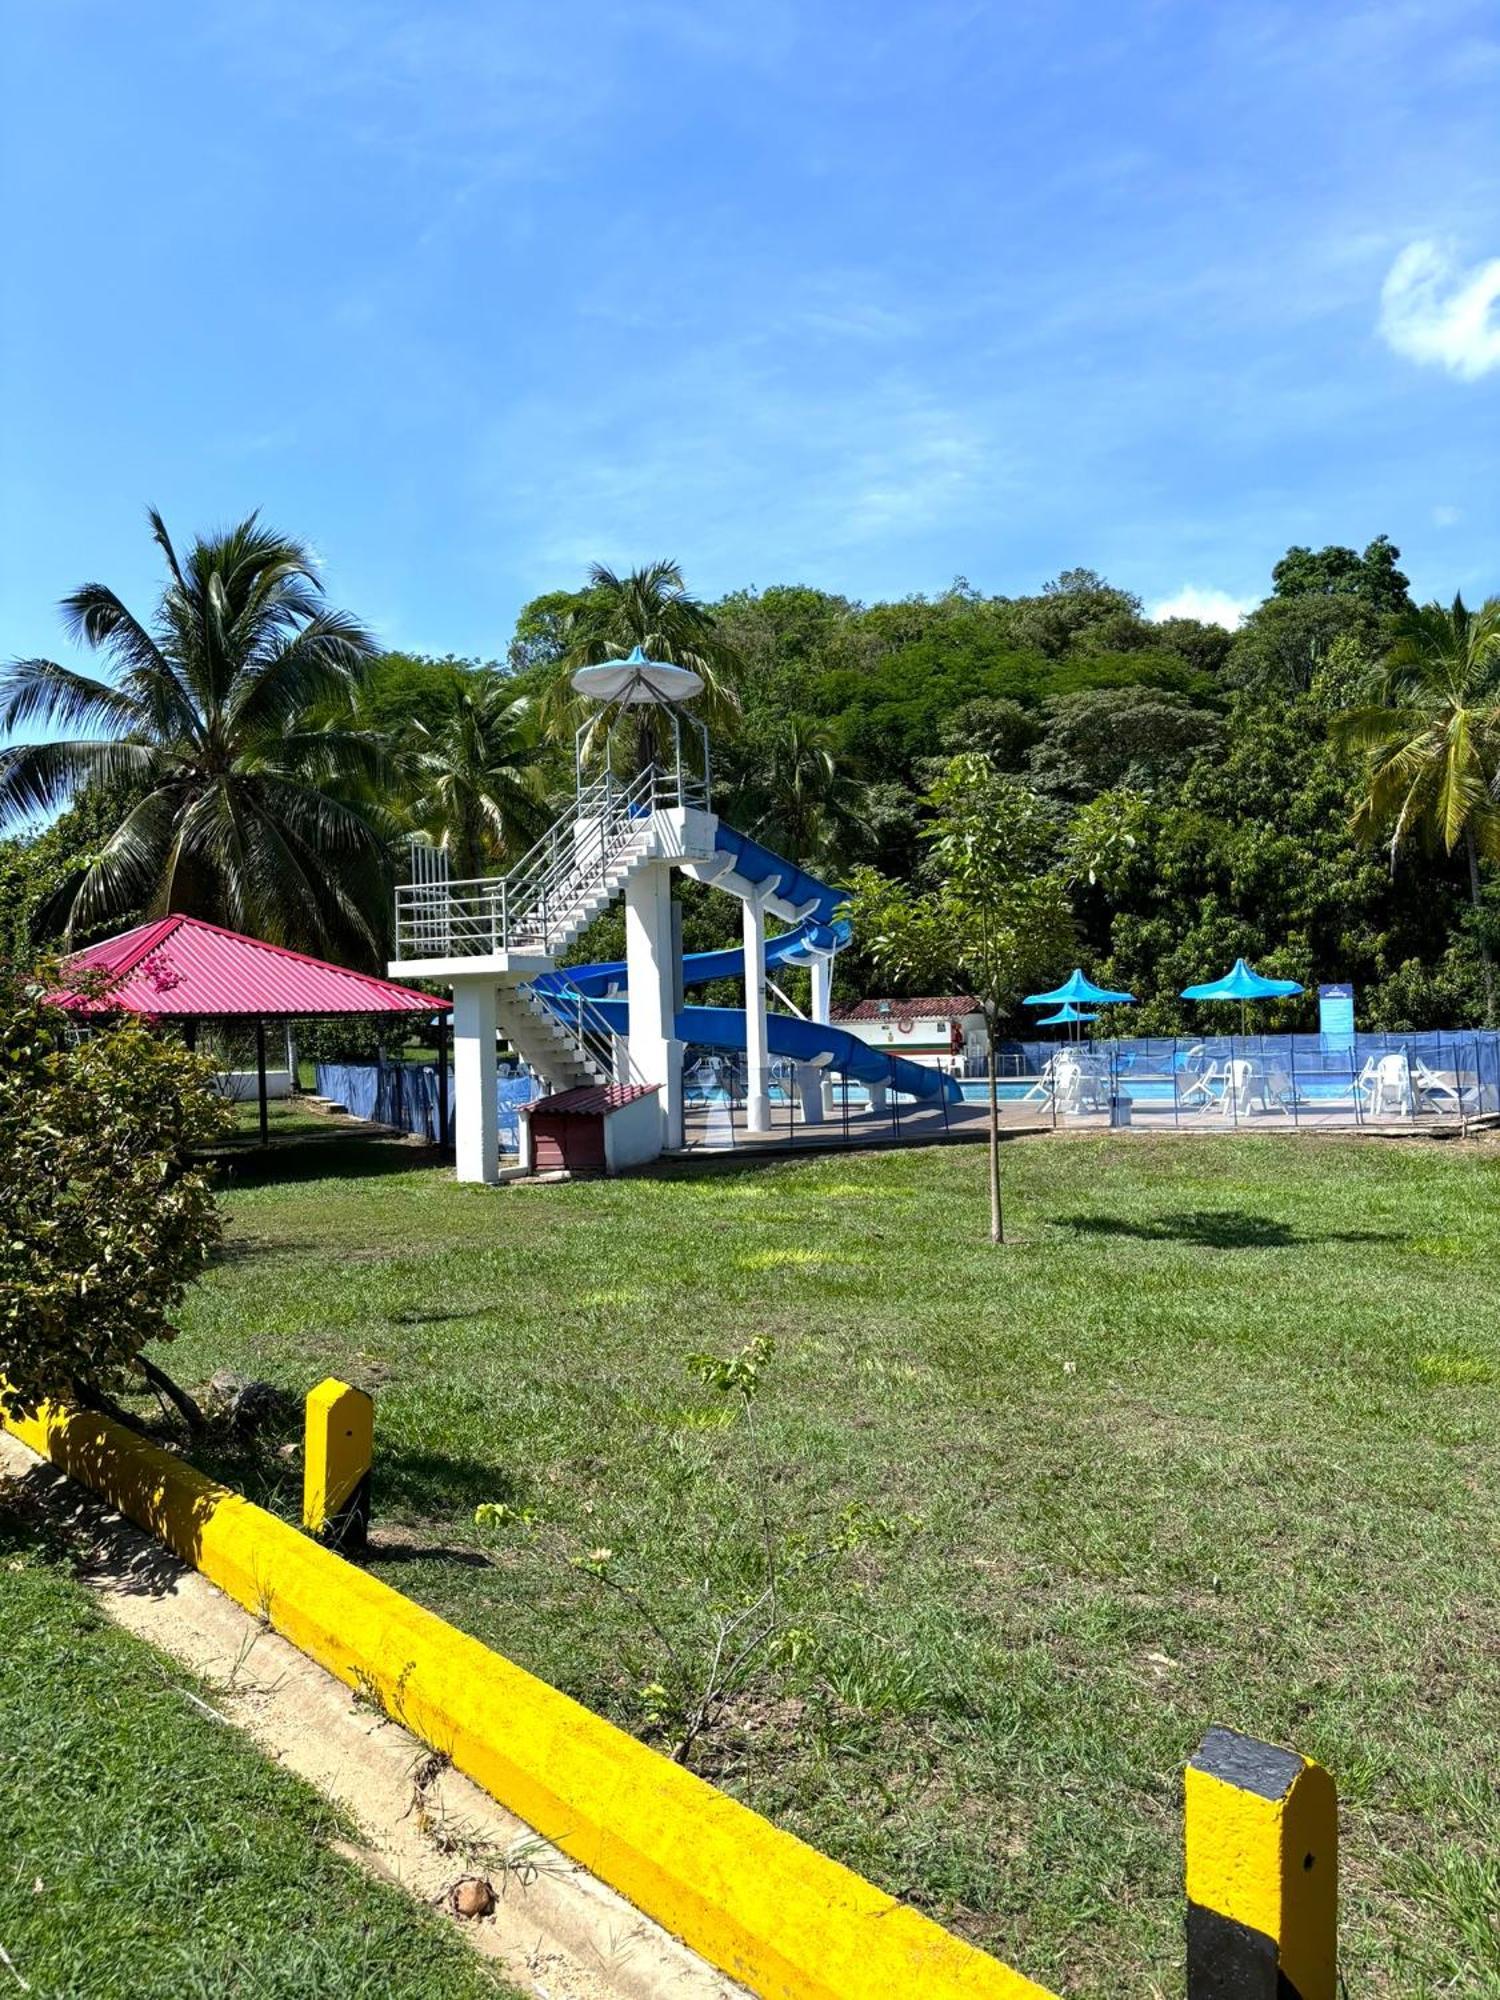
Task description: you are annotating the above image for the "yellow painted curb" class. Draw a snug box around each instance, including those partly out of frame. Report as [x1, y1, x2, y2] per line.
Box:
[3, 1401, 1057, 2000]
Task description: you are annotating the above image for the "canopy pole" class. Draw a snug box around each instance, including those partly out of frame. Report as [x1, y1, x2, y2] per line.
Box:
[436, 1014, 451, 1151]
[255, 1020, 269, 1147]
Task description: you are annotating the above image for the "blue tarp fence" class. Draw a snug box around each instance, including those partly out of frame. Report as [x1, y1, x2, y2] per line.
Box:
[314, 1062, 540, 1149]
[981, 1029, 1500, 1121]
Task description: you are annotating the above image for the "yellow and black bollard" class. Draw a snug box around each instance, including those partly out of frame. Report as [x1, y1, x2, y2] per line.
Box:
[1185, 1725, 1337, 1999]
[302, 1377, 374, 1551]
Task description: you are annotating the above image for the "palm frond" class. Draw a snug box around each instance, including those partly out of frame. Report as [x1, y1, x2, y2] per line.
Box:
[59, 784, 184, 939]
[0, 657, 146, 739]
[224, 611, 378, 737]
[0, 738, 169, 828]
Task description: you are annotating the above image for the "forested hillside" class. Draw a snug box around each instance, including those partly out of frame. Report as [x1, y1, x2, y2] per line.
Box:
[3, 528, 1494, 1033]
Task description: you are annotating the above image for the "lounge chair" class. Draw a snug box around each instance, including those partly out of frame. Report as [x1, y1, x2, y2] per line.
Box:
[1410, 1057, 1464, 1115]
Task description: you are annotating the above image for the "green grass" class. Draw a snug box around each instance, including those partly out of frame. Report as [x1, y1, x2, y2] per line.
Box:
[0, 1490, 517, 1999]
[162, 1132, 1500, 1998]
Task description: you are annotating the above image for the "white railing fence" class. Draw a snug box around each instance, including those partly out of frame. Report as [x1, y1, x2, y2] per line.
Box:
[396, 763, 699, 961]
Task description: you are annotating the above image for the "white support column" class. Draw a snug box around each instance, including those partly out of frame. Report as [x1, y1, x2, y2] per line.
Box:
[743, 889, 772, 1134]
[867, 1078, 888, 1115]
[810, 953, 835, 1119]
[795, 1063, 823, 1126]
[451, 976, 500, 1184]
[625, 862, 681, 1153]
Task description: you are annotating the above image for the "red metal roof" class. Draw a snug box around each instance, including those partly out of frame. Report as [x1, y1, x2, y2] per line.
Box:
[527, 1084, 659, 1117]
[830, 995, 978, 1022]
[52, 915, 442, 1021]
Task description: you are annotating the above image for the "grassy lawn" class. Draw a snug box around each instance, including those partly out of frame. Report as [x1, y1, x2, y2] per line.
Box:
[0, 1490, 517, 1999]
[162, 1132, 1500, 1998]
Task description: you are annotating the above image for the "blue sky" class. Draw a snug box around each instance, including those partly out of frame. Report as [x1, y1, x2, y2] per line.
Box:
[3, 0, 1500, 676]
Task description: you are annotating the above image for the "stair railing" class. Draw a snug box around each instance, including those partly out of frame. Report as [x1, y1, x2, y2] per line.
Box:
[532, 983, 649, 1091]
[396, 764, 670, 960]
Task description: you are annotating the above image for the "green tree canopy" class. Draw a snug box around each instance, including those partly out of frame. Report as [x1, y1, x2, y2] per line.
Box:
[1272, 534, 1412, 616]
[0, 512, 393, 961]
[545, 560, 743, 771]
[844, 757, 1074, 1241]
[1335, 594, 1500, 1020]
[409, 674, 551, 879]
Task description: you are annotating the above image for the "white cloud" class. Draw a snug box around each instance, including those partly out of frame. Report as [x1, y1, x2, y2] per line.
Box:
[1433, 503, 1463, 527]
[1379, 241, 1500, 380]
[1148, 586, 1254, 630]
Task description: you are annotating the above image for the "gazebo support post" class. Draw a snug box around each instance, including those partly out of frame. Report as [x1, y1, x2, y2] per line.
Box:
[255, 1019, 270, 1147]
[435, 1014, 451, 1151]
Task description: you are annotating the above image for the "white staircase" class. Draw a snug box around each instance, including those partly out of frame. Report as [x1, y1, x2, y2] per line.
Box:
[395, 767, 677, 967]
[495, 982, 611, 1094]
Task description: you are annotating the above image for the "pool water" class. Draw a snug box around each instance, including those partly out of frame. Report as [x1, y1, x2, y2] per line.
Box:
[956, 1077, 1360, 1105]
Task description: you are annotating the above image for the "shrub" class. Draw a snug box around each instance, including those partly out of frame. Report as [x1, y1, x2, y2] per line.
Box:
[0, 962, 228, 1413]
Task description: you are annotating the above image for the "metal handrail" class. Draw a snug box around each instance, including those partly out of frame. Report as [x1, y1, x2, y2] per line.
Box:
[396, 763, 693, 960]
[534, 983, 650, 1090]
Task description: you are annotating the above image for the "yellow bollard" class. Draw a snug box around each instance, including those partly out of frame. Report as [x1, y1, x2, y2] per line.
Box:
[302, 1377, 373, 1550]
[1185, 1725, 1337, 2000]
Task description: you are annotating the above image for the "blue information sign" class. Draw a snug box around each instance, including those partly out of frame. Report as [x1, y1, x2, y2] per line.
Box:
[1318, 982, 1355, 1047]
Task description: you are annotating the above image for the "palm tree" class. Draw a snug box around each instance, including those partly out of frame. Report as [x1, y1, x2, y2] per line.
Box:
[543, 560, 742, 772]
[737, 718, 871, 871]
[0, 511, 392, 960]
[1335, 593, 1500, 1021]
[409, 674, 552, 878]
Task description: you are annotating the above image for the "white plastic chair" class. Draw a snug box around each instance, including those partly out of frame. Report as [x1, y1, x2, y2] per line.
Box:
[1055, 1053, 1108, 1114]
[1023, 1053, 1058, 1104]
[1219, 1058, 1272, 1117]
[1363, 1052, 1414, 1118]
[1176, 1048, 1219, 1109]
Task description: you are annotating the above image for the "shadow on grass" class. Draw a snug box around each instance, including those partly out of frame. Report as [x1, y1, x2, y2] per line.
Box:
[204, 1130, 449, 1191]
[372, 1445, 522, 1517]
[358, 1538, 493, 1572]
[646, 1130, 1015, 1186]
[1059, 1209, 1397, 1250]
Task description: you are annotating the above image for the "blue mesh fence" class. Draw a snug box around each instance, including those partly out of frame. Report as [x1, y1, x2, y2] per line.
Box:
[314, 1061, 540, 1148]
[977, 1030, 1500, 1123]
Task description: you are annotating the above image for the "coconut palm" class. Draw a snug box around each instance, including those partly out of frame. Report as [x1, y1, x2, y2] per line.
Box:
[1335, 593, 1500, 1020]
[409, 674, 552, 879]
[736, 718, 871, 871]
[544, 560, 742, 772]
[0, 511, 393, 960]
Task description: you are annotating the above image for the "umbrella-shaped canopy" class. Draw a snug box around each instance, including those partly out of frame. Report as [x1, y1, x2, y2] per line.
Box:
[571, 644, 704, 706]
[1036, 1003, 1098, 1026]
[1180, 958, 1304, 1003]
[1024, 967, 1135, 1006]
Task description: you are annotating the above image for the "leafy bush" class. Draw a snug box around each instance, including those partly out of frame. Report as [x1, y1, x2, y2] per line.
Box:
[0, 962, 229, 1413]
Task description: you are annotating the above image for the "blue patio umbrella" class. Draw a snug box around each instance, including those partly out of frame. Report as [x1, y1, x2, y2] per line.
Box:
[1037, 1003, 1098, 1028]
[1023, 967, 1136, 1007]
[1180, 957, 1304, 1034]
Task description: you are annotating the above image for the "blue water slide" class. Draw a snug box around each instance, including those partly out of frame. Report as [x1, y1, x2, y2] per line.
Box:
[533, 821, 962, 1106]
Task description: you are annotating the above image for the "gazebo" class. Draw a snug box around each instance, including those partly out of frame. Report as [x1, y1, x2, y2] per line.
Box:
[52, 915, 445, 1144]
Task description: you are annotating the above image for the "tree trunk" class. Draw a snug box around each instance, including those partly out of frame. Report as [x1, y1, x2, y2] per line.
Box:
[986, 1017, 1004, 1246]
[137, 1354, 205, 1433]
[1466, 825, 1494, 1028]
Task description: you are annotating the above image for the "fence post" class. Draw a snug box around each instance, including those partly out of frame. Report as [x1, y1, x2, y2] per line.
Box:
[303, 1378, 374, 1551]
[1185, 1725, 1337, 2000]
